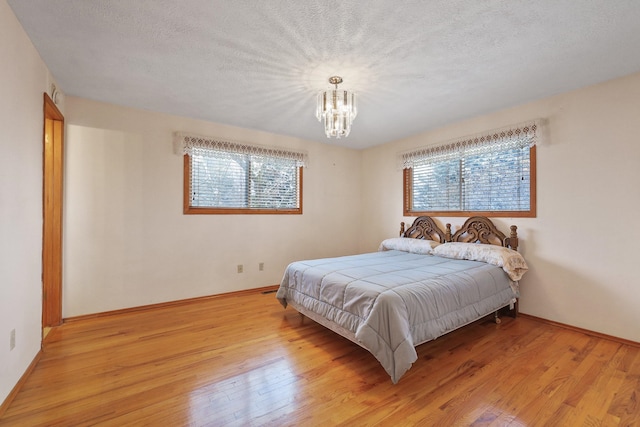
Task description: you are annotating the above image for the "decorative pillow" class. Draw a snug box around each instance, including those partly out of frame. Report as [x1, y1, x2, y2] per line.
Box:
[433, 242, 528, 281]
[378, 237, 440, 255]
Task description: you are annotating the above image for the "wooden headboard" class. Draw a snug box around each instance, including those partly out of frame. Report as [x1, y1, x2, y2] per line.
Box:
[399, 216, 447, 243]
[400, 216, 519, 251]
[450, 216, 519, 251]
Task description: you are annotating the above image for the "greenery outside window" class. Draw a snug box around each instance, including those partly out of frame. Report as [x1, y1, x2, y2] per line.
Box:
[402, 122, 538, 217]
[176, 133, 306, 214]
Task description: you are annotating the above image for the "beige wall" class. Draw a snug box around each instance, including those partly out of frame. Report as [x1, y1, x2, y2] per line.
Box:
[0, 0, 61, 405]
[361, 72, 640, 342]
[63, 98, 363, 316]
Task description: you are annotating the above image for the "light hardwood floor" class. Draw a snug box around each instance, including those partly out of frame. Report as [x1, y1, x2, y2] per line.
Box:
[1, 289, 639, 426]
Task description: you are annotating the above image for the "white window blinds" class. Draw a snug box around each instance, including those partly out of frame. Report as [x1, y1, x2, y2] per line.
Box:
[402, 121, 539, 213]
[175, 133, 306, 212]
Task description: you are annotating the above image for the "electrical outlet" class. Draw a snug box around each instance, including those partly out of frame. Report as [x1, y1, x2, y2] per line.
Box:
[259, 262, 264, 271]
[237, 264, 243, 273]
[10, 329, 15, 351]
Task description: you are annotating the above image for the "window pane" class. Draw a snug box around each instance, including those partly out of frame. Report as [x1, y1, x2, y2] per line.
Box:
[249, 156, 298, 209]
[462, 146, 530, 211]
[412, 160, 460, 210]
[190, 150, 248, 208]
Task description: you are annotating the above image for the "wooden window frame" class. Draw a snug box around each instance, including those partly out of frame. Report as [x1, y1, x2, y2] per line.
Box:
[403, 145, 536, 218]
[183, 154, 303, 215]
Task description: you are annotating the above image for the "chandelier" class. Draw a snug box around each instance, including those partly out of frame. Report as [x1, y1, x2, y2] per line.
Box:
[316, 76, 357, 138]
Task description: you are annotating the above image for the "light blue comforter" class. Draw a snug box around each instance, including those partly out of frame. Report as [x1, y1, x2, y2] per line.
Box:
[276, 250, 516, 383]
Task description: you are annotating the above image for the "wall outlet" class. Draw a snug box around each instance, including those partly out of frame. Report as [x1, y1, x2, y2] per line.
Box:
[237, 264, 243, 273]
[259, 262, 264, 271]
[10, 329, 15, 351]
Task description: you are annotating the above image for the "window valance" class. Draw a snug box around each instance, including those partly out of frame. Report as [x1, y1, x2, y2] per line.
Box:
[173, 132, 308, 167]
[400, 120, 540, 169]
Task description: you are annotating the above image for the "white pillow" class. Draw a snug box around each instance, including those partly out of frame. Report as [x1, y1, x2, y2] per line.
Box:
[378, 237, 440, 255]
[433, 242, 528, 281]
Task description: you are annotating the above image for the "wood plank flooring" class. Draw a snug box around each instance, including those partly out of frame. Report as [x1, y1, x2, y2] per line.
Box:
[1, 289, 639, 426]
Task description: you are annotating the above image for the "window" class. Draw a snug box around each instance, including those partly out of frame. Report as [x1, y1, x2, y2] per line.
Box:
[402, 122, 538, 217]
[176, 133, 306, 214]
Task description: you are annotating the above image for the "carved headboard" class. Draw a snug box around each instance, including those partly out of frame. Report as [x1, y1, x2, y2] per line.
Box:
[449, 216, 519, 251]
[400, 216, 519, 251]
[399, 216, 447, 243]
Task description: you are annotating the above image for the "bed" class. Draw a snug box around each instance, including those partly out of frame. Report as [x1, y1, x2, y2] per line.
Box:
[276, 216, 528, 383]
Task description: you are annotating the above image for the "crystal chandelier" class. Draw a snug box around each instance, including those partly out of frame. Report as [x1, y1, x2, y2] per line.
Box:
[316, 76, 357, 138]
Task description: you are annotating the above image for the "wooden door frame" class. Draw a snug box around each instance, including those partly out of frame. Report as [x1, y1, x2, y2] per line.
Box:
[42, 93, 64, 328]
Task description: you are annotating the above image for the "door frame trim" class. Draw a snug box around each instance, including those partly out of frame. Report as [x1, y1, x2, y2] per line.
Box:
[42, 92, 64, 328]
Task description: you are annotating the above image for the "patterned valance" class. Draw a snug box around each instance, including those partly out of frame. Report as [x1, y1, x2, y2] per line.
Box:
[173, 132, 308, 167]
[400, 120, 540, 169]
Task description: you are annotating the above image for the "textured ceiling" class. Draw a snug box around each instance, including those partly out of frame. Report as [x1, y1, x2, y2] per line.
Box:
[8, 0, 640, 149]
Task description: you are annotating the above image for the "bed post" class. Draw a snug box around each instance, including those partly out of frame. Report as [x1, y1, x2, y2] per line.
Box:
[507, 225, 520, 319]
[399, 222, 405, 237]
[504, 225, 519, 251]
[445, 224, 452, 242]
